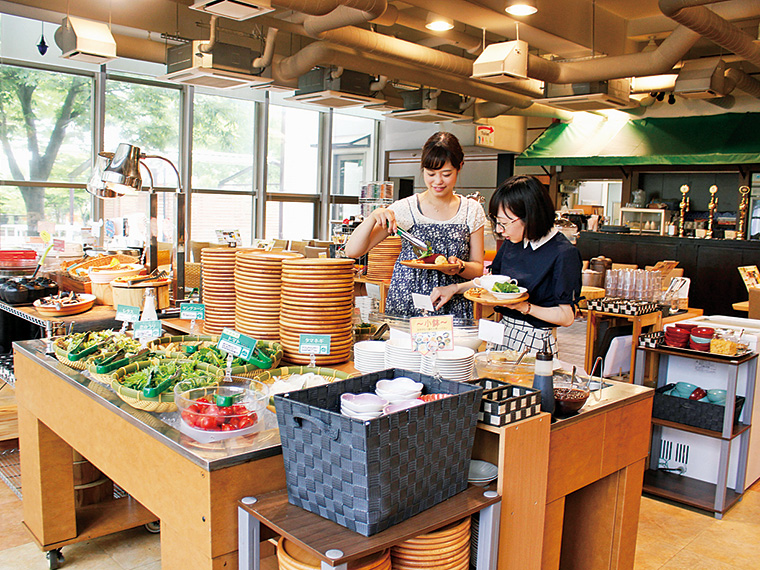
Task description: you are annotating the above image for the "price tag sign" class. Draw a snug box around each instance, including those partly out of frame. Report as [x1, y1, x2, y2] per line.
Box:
[53, 238, 66, 252]
[180, 303, 205, 321]
[116, 304, 141, 323]
[133, 320, 162, 342]
[299, 334, 331, 355]
[411, 293, 435, 312]
[478, 319, 506, 345]
[218, 328, 258, 361]
[409, 315, 453, 355]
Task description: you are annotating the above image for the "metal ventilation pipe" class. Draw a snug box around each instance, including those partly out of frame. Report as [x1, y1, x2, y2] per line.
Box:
[302, 3, 387, 36]
[724, 67, 760, 98]
[272, 41, 573, 119]
[659, 0, 760, 68]
[253, 27, 279, 69]
[272, 0, 387, 17]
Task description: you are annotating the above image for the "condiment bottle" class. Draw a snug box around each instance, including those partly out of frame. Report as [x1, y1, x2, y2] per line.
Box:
[533, 338, 555, 415]
[141, 289, 158, 321]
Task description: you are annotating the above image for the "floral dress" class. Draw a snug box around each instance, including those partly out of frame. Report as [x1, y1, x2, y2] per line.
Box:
[384, 195, 484, 319]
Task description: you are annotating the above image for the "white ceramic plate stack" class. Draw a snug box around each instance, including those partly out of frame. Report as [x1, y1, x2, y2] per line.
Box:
[340, 393, 387, 420]
[375, 377, 423, 403]
[421, 346, 475, 382]
[233, 250, 303, 340]
[367, 235, 401, 281]
[353, 341, 387, 373]
[279, 258, 355, 365]
[468, 460, 498, 487]
[384, 338, 422, 372]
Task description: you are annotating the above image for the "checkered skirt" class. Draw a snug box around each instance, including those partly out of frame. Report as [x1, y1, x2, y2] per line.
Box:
[496, 315, 558, 355]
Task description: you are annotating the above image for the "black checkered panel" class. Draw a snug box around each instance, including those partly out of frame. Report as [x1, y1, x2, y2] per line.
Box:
[275, 370, 482, 536]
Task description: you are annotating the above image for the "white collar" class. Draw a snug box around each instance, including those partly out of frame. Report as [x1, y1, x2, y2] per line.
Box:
[523, 227, 558, 250]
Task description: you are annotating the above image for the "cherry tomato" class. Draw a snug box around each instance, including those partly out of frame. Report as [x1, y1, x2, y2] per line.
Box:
[181, 410, 200, 427]
[236, 417, 254, 430]
[232, 404, 248, 415]
[194, 397, 212, 413]
[221, 423, 237, 431]
[198, 416, 220, 430]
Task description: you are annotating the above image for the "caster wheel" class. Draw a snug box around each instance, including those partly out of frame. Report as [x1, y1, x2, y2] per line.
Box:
[46, 548, 64, 569]
[144, 521, 161, 534]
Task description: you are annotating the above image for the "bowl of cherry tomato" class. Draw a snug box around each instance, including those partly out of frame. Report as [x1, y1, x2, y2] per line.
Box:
[175, 380, 268, 442]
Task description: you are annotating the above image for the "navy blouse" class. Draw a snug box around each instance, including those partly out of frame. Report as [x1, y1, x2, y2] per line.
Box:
[490, 232, 582, 329]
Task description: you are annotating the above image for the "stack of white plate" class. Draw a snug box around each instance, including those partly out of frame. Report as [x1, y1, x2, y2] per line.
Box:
[384, 338, 422, 372]
[353, 341, 387, 373]
[421, 346, 475, 382]
[468, 460, 498, 487]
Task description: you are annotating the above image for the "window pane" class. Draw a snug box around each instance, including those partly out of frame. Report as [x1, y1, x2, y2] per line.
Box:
[331, 114, 375, 197]
[190, 193, 253, 251]
[265, 202, 314, 240]
[0, 64, 92, 238]
[267, 106, 319, 194]
[105, 79, 181, 187]
[192, 93, 255, 191]
[330, 203, 361, 224]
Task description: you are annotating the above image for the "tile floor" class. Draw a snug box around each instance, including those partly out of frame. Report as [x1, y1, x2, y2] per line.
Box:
[0, 317, 758, 569]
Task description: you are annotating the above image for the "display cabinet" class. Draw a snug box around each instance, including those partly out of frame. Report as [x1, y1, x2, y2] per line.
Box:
[620, 208, 670, 235]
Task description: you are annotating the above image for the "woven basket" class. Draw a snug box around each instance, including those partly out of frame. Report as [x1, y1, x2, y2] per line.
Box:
[65, 254, 140, 282]
[149, 335, 284, 377]
[87, 350, 155, 385]
[255, 366, 355, 385]
[111, 359, 222, 413]
[54, 344, 93, 371]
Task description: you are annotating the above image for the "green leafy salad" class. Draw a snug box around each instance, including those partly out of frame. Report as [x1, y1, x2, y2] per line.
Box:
[492, 281, 520, 294]
[120, 361, 216, 391]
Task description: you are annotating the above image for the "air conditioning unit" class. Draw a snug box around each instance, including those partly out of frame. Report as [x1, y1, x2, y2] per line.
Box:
[471, 40, 529, 83]
[386, 89, 464, 123]
[674, 58, 727, 99]
[288, 68, 381, 108]
[190, 0, 274, 20]
[54, 16, 117, 64]
[535, 79, 633, 111]
[159, 41, 272, 89]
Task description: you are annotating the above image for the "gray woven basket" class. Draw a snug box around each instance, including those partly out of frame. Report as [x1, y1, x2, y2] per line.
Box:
[274, 369, 483, 536]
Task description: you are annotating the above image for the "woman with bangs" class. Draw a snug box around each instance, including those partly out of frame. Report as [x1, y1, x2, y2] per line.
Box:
[431, 175, 582, 354]
[345, 132, 486, 318]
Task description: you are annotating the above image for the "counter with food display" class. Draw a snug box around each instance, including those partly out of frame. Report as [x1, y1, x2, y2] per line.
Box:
[14, 333, 653, 570]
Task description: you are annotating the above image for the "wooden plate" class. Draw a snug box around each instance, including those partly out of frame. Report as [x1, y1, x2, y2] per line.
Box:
[399, 260, 459, 270]
[33, 294, 96, 317]
[464, 288, 529, 307]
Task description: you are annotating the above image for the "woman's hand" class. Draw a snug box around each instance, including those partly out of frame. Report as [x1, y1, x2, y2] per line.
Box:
[435, 255, 465, 276]
[430, 283, 460, 310]
[371, 208, 397, 234]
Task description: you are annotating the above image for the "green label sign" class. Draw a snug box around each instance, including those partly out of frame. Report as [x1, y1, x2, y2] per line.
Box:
[218, 328, 258, 361]
[133, 320, 162, 341]
[180, 303, 205, 321]
[299, 334, 331, 355]
[116, 305, 141, 323]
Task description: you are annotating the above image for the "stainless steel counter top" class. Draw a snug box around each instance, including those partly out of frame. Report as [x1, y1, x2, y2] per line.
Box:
[13, 339, 282, 471]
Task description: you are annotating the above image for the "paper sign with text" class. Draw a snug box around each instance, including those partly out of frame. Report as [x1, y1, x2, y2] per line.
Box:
[478, 319, 506, 345]
[53, 239, 66, 252]
[180, 303, 205, 321]
[409, 315, 453, 355]
[133, 320, 162, 342]
[411, 293, 435, 312]
[115, 305, 141, 323]
[218, 328, 258, 361]
[299, 334, 332, 355]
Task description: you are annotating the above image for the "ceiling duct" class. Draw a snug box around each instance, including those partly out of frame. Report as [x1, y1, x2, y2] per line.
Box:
[287, 67, 383, 107]
[160, 41, 272, 89]
[536, 79, 634, 112]
[674, 57, 727, 98]
[387, 88, 465, 122]
[190, 0, 274, 20]
[54, 16, 117, 64]
[471, 40, 529, 83]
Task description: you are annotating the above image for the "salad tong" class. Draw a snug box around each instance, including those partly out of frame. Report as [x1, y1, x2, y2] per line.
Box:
[390, 224, 432, 258]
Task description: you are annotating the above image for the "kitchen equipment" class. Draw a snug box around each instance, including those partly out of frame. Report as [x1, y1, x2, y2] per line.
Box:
[394, 226, 431, 258]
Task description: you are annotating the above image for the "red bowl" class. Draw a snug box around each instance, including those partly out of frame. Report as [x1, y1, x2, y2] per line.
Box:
[689, 340, 710, 351]
[675, 323, 697, 332]
[692, 327, 715, 338]
[665, 339, 688, 348]
[665, 333, 689, 342]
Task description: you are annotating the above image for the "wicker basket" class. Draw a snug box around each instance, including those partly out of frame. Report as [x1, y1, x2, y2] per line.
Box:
[54, 344, 94, 371]
[255, 366, 354, 385]
[87, 350, 154, 385]
[111, 359, 222, 413]
[148, 335, 284, 377]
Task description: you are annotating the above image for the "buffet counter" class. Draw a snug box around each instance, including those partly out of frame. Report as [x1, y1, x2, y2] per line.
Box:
[14, 339, 652, 570]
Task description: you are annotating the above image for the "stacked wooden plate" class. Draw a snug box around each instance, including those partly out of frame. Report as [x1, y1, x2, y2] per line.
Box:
[279, 258, 355, 365]
[277, 538, 391, 570]
[367, 236, 401, 281]
[233, 250, 303, 340]
[201, 247, 240, 335]
[391, 517, 471, 570]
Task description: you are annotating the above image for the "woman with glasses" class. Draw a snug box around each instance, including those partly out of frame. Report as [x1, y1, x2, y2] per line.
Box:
[431, 175, 581, 353]
[345, 132, 485, 318]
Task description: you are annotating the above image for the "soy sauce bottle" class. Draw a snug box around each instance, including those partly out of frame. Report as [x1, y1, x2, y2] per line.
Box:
[533, 338, 554, 415]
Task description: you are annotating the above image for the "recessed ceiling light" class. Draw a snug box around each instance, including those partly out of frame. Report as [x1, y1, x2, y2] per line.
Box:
[425, 13, 455, 31]
[505, 1, 538, 17]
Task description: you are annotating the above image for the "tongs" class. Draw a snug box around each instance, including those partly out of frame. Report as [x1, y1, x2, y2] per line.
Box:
[94, 348, 150, 374]
[391, 225, 432, 258]
[126, 268, 168, 285]
[68, 337, 111, 362]
[143, 367, 181, 398]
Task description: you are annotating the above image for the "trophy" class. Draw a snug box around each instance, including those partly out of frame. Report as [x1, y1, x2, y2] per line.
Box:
[678, 184, 690, 238]
[737, 185, 750, 240]
[706, 185, 718, 239]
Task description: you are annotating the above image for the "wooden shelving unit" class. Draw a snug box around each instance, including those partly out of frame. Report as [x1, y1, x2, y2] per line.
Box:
[635, 346, 758, 518]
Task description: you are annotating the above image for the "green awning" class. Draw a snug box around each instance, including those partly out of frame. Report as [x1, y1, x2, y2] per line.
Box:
[515, 112, 760, 166]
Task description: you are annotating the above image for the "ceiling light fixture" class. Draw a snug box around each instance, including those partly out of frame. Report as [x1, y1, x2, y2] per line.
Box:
[425, 13, 454, 32]
[505, 0, 537, 17]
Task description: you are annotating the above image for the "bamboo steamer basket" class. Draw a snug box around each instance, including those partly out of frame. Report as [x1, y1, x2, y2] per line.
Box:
[111, 277, 171, 310]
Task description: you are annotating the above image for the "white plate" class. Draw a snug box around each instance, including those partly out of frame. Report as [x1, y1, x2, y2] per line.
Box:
[469, 460, 499, 480]
[353, 341, 386, 354]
